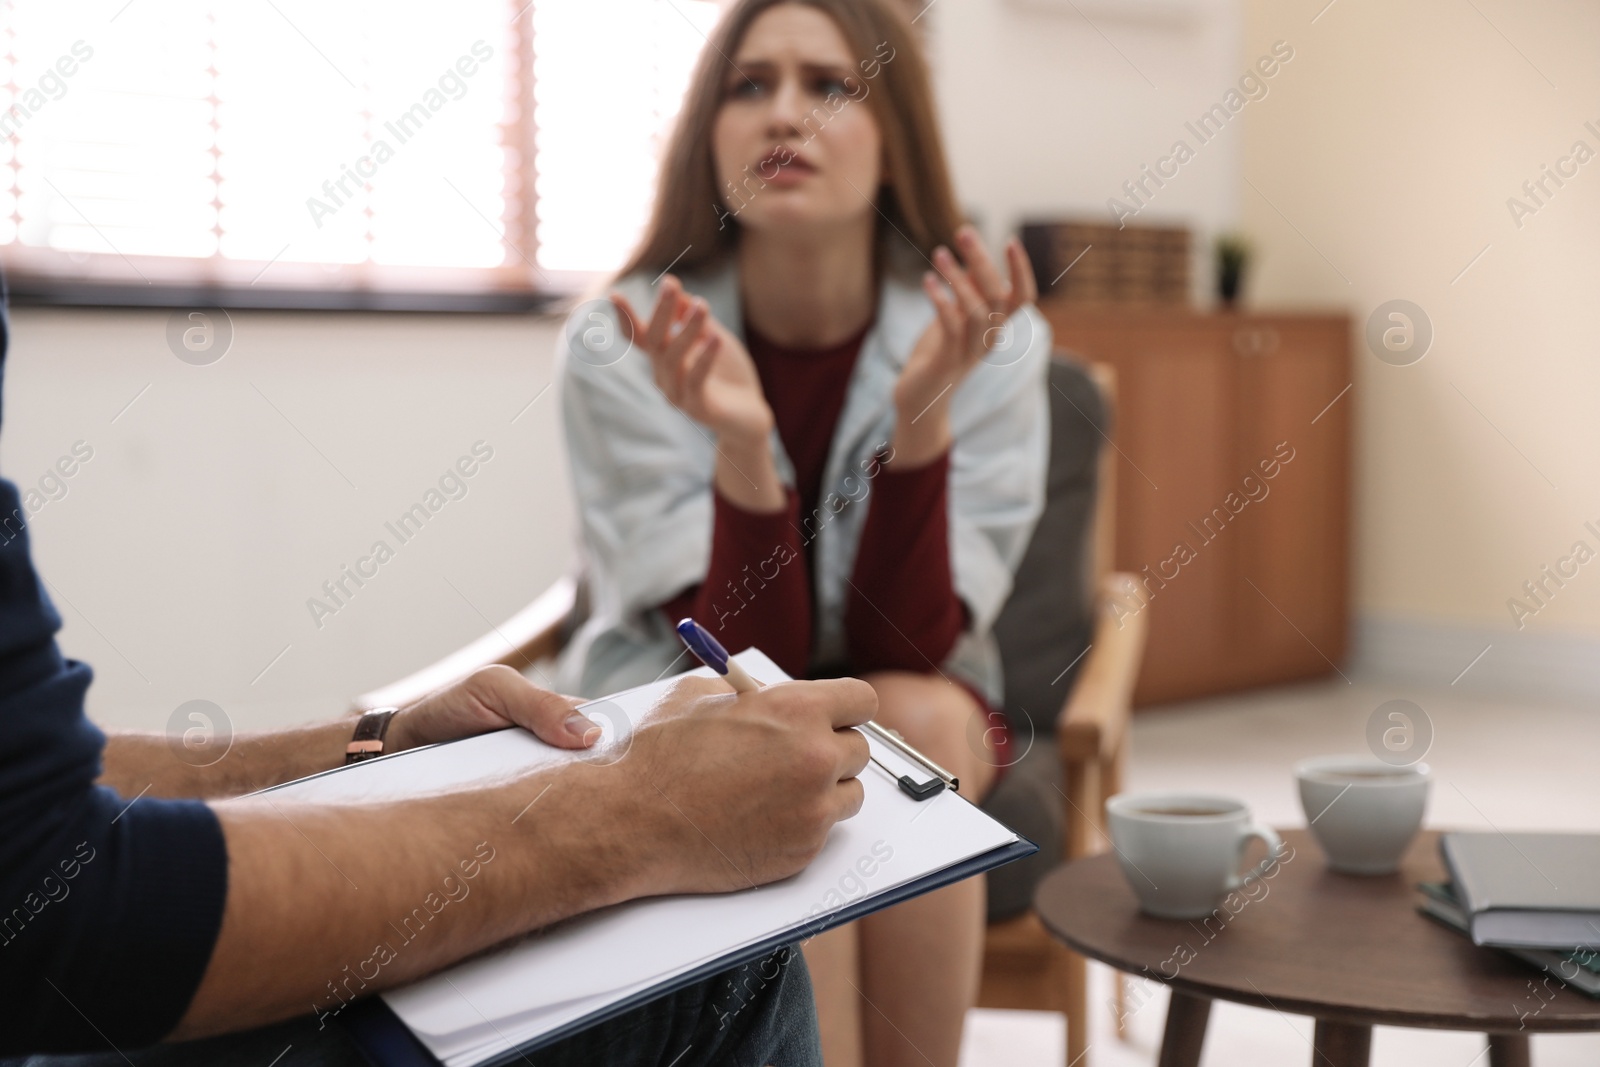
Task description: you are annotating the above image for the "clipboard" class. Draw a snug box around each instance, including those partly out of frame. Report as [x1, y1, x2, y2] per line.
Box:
[342, 837, 1036, 1066]
[258, 650, 1034, 1067]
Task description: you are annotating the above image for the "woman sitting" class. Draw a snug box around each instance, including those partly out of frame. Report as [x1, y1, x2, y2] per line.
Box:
[554, 1, 1050, 1062]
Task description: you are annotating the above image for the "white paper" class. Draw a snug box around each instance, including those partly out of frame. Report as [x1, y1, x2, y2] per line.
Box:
[264, 651, 1019, 1067]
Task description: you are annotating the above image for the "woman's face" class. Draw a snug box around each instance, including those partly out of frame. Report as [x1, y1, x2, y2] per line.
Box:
[711, 4, 884, 236]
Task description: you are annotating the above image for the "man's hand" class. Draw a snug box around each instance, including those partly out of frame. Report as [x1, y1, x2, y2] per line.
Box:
[593, 675, 876, 897]
[178, 674, 878, 1037]
[387, 665, 601, 753]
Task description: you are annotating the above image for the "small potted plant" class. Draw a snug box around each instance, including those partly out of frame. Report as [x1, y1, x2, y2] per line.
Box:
[1216, 233, 1252, 309]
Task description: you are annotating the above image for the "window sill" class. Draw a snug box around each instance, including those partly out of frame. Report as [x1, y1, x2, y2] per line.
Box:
[4, 277, 567, 314]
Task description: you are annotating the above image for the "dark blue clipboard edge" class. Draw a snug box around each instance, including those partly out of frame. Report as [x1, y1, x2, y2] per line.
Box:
[342, 835, 1038, 1067]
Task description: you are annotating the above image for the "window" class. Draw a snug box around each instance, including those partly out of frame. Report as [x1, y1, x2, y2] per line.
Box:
[0, 0, 720, 307]
[530, 0, 719, 274]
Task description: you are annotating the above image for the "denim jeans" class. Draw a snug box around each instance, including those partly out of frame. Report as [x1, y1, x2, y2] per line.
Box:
[2, 946, 820, 1067]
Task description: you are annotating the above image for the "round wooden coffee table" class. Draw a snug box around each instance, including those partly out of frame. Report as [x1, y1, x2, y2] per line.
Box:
[1035, 829, 1600, 1066]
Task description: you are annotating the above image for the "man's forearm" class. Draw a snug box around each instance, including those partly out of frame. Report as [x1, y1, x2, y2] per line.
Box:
[175, 756, 649, 1038]
[99, 670, 581, 801]
[100, 718, 356, 800]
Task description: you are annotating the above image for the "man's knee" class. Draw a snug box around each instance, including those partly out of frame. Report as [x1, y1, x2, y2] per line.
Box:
[702, 946, 820, 1064]
[532, 946, 819, 1066]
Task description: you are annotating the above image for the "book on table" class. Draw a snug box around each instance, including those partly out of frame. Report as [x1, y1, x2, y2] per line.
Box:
[1416, 881, 1600, 997]
[257, 648, 1034, 1067]
[1439, 831, 1600, 950]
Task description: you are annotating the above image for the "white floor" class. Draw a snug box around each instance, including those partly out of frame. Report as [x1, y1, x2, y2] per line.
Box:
[957, 677, 1600, 1067]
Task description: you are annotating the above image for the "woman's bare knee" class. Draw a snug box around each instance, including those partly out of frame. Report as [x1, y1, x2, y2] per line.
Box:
[861, 671, 985, 779]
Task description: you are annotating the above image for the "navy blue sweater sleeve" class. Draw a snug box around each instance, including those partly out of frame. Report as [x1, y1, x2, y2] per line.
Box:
[0, 274, 230, 1054]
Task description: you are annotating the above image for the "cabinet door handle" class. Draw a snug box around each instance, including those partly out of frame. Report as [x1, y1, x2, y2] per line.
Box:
[1233, 326, 1281, 357]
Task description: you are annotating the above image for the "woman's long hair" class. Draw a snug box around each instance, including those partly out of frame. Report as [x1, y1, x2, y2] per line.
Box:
[615, 0, 964, 284]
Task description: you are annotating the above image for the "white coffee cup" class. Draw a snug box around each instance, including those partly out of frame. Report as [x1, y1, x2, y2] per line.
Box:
[1294, 755, 1430, 875]
[1106, 793, 1287, 920]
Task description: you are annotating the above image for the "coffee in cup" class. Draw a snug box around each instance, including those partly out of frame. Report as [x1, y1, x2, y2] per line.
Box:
[1294, 755, 1430, 874]
[1106, 793, 1287, 919]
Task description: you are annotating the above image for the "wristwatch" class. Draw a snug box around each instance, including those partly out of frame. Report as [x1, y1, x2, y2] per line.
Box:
[346, 708, 399, 764]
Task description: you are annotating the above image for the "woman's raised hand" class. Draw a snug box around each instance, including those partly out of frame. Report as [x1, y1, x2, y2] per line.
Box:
[611, 275, 774, 447]
[892, 225, 1039, 466]
[611, 275, 785, 512]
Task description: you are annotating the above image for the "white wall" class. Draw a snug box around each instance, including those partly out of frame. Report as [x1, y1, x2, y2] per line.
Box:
[929, 0, 1247, 301]
[3, 308, 575, 731]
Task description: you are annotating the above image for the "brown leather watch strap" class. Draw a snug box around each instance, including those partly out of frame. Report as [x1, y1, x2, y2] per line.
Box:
[346, 708, 399, 764]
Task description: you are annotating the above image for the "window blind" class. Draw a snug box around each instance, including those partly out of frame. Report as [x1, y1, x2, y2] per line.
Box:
[0, 0, 721, 302]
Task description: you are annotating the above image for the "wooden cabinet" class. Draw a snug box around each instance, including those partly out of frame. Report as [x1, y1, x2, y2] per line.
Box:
[1040, 306, 1352, 706]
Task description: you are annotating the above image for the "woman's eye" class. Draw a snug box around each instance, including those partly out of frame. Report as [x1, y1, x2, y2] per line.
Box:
[727, 77, 767, 100]
[815, 76, 852, 99]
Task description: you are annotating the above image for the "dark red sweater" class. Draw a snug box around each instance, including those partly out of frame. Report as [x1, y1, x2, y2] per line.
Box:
[662, 317, 966, 678]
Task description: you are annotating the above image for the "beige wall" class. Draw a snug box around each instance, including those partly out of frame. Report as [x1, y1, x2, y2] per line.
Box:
[1241, 0, 1600, 670]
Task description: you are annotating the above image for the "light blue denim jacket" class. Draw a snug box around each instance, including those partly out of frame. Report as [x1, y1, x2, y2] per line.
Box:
[551, 256, 1051, 706]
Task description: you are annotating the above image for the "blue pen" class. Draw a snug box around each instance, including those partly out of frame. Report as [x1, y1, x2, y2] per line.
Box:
[675, 617, 762, 692]
[676, 618, 959, 800]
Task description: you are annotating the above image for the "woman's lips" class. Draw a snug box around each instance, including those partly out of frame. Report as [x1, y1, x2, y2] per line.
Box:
[756, 147, 816, 186]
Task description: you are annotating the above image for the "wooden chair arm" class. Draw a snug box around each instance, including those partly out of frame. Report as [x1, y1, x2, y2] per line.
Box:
[1057, 572, 1146, 765]
[352, 576, 579, 711]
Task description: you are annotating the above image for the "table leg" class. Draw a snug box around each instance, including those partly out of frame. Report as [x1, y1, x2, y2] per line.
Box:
[1062, 949, 1087, 1067]
[1156, 990, 1212, 1067]
[1312, 1019, 1372, 1067]
[1487, 1033, 1531, 1067]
